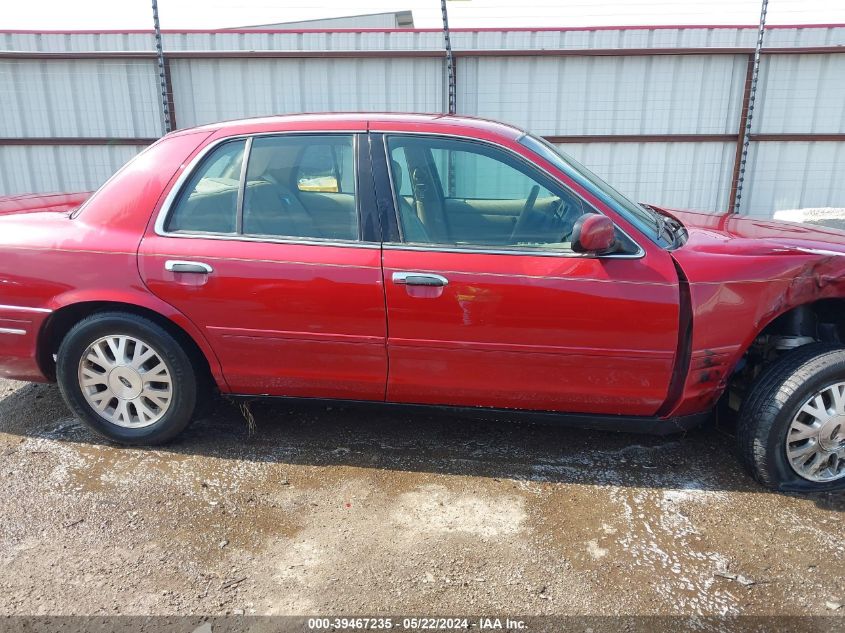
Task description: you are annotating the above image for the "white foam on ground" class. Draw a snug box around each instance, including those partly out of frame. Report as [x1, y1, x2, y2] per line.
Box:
[392, 484, 526, 538]
[611, 485, 737, 616]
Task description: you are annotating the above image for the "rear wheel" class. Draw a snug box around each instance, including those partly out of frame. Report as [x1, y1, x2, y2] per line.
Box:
[56, 312, 198, 445]
[738, 344, 845, 491]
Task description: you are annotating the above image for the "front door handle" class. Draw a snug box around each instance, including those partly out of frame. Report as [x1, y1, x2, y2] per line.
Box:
[165, 260, 214, 274]
[392, 272, 449, 287]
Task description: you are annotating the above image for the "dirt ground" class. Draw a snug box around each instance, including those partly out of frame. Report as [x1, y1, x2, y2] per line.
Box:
[0, 377, 843, 622]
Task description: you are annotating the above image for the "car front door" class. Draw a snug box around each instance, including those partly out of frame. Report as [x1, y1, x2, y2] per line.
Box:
[374, 132, 680, 416]
[139, 131, 387, 400]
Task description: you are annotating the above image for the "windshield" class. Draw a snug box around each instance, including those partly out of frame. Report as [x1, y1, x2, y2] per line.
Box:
[518, 133, 668, 245]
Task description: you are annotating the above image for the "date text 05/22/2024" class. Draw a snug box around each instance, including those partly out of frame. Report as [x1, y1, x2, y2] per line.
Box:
[306, 617, 527, 630]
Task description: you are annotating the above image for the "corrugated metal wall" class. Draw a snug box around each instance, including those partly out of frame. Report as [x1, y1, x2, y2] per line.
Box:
[755, 54, 845, 134]
[1, 25, 844, 218]
[0, 144, 144, 194]
[743, 141, 845, 216]
[0, 59, 163, 137]
[160, 30, 446, 52]
[170, 57, 445, 127]
[4, 25, 843, 53]
[742, 50, 845, 216]
[457, 54, 747, 135]
[552, 141, 737, 212]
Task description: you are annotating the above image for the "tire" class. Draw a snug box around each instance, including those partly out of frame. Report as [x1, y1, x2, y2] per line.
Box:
[56, 311, 198, 445]
[738, 343, 845, 492]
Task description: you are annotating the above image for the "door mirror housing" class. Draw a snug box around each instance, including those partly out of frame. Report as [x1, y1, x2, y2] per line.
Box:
[571, 214, 616, 254]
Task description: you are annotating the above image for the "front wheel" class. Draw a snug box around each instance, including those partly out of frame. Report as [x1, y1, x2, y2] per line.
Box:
[738, 343, 845, 492]
[56, 312, 198, 445]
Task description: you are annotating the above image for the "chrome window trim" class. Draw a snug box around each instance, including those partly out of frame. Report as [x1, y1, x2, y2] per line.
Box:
[234, 136, 253, 235]
[154, 130, 375, 249]
[154, 135, 245, 238]
[518, 133, 667, 248]
[379, 131, 645, 260]
[382, 242, 642, 259]
[155, 231, 380, 250]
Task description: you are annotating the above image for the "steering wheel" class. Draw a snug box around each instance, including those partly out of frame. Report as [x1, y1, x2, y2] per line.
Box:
[509, 185, 541, 243]
[550, 198, 576, 242]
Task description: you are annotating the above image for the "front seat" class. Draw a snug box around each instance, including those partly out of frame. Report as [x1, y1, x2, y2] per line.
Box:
[391, 160, 430, 243]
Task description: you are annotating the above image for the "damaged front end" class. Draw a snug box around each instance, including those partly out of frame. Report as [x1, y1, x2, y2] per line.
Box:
[724, 255, 845, 415]
[661, 209, 845, 418]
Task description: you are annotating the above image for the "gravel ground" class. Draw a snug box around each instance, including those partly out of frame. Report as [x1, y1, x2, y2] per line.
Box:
[0, 377, 843, 622]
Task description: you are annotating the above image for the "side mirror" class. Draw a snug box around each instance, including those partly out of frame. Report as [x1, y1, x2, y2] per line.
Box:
[571, 214, 616, 254]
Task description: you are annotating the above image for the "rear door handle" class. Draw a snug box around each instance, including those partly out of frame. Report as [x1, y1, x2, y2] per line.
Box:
[392, 272, 449, 287]
[165, 260, 214, 274]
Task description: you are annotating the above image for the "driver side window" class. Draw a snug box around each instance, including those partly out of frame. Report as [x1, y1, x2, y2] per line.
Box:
[386, 136, 589, 250]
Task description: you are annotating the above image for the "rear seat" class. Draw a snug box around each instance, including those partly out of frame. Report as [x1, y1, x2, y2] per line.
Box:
[167, 177, 238, 233]
[243, 181, 322, 238]
[168, 177, 360, 242]
[296, 191, 358, 240]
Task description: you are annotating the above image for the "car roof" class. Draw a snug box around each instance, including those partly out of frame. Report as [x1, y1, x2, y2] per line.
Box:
[177, 112, 526, 141]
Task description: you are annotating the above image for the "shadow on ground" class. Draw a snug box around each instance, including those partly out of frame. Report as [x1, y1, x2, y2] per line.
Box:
[0, 381, 842, 510]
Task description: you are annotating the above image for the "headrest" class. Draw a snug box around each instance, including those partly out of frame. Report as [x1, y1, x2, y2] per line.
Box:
[249, 141, 299, 179]
[391, 159, 404, 190]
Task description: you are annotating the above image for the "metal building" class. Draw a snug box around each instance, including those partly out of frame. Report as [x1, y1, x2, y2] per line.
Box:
[1, 23, 843, 217]
[230, 11, 415, 30]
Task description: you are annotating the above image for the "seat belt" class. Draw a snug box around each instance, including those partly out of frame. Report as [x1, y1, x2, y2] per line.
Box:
[411, 168, 429, 228]
[411, 167, 449, 241]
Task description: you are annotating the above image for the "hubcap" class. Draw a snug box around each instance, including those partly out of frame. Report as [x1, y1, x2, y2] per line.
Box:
[786, 381, 845, 483]
[77, 335, 173, 428]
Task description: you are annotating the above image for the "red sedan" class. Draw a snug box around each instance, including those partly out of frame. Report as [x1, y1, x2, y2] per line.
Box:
[1, 113, 844, 492]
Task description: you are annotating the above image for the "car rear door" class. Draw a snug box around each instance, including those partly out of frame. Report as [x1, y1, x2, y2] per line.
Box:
[138, 131, 388, 400]
[373, 132, 680, 416]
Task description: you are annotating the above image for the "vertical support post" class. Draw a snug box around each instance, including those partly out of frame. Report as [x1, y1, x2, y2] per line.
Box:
[440, 0, 457, 115]
[730, 0, 768, 214]
[728, 55, 754, 212]
[163, 56, 177, 131]
[152, 0, 173, 134]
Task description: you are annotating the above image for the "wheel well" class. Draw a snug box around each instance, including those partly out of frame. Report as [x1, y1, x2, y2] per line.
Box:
[761, 299, 845, 343]
[37, 301, 215, 389]
[727, 299, 845, 411]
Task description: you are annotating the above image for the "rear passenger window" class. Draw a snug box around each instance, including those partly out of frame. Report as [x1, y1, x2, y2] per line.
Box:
[165, 140, 245, 234]
[164, 135, 359, 242]
[243, 135, 358, 241]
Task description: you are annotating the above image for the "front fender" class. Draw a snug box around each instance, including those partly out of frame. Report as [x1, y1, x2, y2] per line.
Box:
[667, 252, 845, 417]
